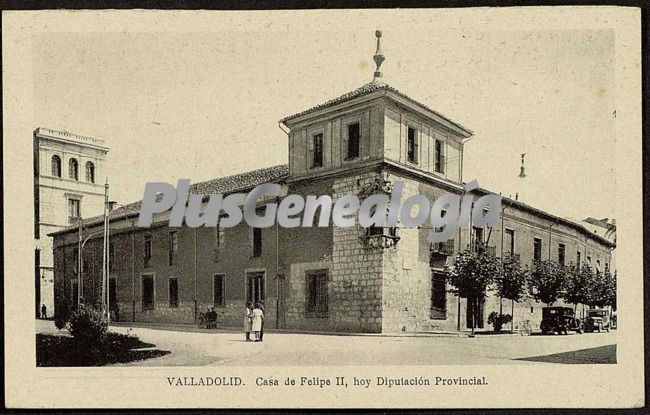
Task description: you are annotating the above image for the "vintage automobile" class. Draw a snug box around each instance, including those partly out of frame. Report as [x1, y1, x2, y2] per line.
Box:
[584, 308, 611, 333]
[540, 306, 583, 335]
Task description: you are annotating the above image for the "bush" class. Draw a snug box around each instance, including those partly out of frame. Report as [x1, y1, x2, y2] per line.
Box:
[54, 304, 70, 330]
[68, 304, 108, 352]
[487, 312, 513, 332]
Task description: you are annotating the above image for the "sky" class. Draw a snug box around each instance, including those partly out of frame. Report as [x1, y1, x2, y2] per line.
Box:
[31, 13, 616, 221]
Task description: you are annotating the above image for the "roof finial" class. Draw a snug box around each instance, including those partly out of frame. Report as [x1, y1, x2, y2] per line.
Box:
[519, 153, 527, 178]
[372, 30, 385, 84]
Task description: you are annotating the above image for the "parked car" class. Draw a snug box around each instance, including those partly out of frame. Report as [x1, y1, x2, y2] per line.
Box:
[584, 308, 611, 333]
[540, 306, 583, 335]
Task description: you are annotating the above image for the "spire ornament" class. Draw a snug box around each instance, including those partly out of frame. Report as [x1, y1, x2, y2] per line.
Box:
[372, 30, 385, 84]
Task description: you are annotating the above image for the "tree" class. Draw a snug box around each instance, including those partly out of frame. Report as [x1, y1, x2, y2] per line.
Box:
[563, 263, 591, 313]
[446, 242, 501, 336]
[495, 254, 529, 332]
[606, 271, 617, 311]
[528, 260, 567, 306]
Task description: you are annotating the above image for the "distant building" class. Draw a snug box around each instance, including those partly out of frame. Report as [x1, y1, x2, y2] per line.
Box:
[34, 127, 109, 317]
[50, 33, 613, 332]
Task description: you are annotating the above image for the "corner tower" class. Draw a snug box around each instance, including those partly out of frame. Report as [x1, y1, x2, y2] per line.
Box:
[280, 31, 473, 185]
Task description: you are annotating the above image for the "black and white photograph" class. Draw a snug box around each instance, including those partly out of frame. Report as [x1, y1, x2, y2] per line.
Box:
[3, 7, 644, 409]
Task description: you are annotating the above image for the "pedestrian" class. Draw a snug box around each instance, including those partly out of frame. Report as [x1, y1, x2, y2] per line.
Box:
[251, 303, 264, 342]
[258, 301, 266, 341]
[41, 304, 47, 319]
[244, 302, 253, 341]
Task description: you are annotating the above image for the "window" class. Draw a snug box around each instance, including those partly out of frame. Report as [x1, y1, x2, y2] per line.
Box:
[168, 277, 178, 308]
[430, 271, 447, 319]
[71, 281, 79, 309]
[504, 229, 515, 255]
[169, 231, 178, 265]
[51, 155, 61, 177]
[247, 272, 265, 305]
[558, 243, 566, 267]
[144, 236, 152, 267]
[473, 226, 484, 246]
[596, 260, 601, 273]
[142, 275, 154, 310]
[306, 270, 328, 317]
[434, 140, 445, 174]
[407, 127, 418, 163]
[68, 199, 81, 223]
[109, 242, 115, 272]
[587, 255, 592, 264]
[311, 133, 323, 168]
[346, 122, 360, 160]
[577, 251, 581, 266]
[533, 238, 542, 262]
[68, 158, 79, 180]
[213, 274, 225, 307]
[251, 227, 262, 258]
[213, 225, 224, 262]
[85, 161, 95, 183]
[605, 262, 609, 272]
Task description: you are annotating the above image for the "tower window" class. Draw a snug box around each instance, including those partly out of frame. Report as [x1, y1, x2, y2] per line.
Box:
[311, 133, 323, 168]
[85, 161, 95, 183]
[69, 158, 79, 180]
[346, 122, 360, 160]
[68, 199, 81, 223]
[51, 155, 61, 177]
[434, 140, 445, 173]
[407, 127, 418, 163]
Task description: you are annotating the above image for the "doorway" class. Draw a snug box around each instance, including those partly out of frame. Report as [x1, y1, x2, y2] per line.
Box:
[466, 297, 485, 329]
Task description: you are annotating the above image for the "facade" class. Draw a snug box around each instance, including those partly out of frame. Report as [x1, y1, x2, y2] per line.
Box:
[50, 38, 614, 333]
[580, 217, 616, 273]
[34, 127, 109, 317]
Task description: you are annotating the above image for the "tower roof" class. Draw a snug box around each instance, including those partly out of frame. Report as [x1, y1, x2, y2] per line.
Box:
[279, 81, 472, 137]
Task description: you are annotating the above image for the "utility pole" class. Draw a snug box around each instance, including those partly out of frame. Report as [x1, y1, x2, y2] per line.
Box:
[101, 178, 109, 320]
[78, 217, 82, 308]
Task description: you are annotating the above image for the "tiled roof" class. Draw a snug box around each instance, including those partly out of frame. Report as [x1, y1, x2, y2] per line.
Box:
[50, 164, 289, 235]
[279, 81, 473, 135]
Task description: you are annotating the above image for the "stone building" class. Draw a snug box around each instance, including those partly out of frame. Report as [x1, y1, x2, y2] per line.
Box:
[50, 33, 613, 332]
[34, 127, 109, 318]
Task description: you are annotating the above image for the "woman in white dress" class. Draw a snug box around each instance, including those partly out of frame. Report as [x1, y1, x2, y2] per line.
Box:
[251, 303, 264, 342]
[244, 302, 253, 342]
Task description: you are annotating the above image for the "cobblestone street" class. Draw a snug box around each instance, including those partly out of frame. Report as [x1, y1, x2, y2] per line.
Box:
[36, 320, 616, 366]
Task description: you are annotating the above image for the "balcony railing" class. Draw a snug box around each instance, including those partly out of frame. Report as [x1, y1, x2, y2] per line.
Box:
[68, 215, 81, 224]
[430, 239, 455, 256]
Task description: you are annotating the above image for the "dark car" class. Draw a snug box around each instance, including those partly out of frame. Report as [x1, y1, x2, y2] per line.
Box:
[540, 306, 583, 335]
[584, 309, 611, 333]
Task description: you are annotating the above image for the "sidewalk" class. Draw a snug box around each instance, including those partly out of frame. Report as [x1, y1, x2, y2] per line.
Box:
[110, 320, 466, 338]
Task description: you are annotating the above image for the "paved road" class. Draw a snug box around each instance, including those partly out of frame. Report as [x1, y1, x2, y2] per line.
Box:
[36, 320, 616, 366]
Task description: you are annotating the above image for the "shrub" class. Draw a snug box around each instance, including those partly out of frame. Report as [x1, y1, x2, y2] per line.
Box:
[68, 304, 108, 352]
[487, 312, 513, 332]
[54, 303, 70, 330]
